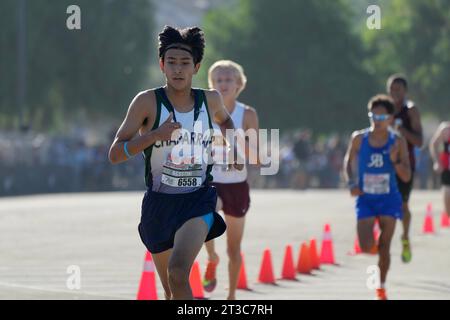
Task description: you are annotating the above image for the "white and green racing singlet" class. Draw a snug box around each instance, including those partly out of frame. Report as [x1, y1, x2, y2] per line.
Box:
[142, 87, 214, 194]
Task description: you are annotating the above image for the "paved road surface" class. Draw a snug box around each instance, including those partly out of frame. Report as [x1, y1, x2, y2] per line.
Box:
[1, 190, 449, 300]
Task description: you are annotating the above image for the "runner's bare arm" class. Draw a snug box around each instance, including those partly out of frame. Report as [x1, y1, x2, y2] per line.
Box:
[109, 92, 156, 164]
[393, 136, 412, 182]
[205, 90, 243, 170]
[429, 122, 450, 173]
[243, 106, 260, 166]
[343, 131, 363, 196]
[399, 106, 423, 147]
[108, 91, 180, 164]
[205, 89, 235, 133]
[429, 122, 448, 163]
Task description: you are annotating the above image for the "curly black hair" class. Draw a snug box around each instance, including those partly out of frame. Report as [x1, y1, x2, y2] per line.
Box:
[158, 26, 205, 64]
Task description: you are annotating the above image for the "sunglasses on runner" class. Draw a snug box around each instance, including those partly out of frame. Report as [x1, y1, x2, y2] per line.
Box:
[368, 112, 390, 122]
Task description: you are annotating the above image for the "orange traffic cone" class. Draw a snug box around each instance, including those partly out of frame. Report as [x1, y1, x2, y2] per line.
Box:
[137, 251, 158, 300]
[441, 211, 450, 228]
[258, 249, 276, 284]
[320, 224, 336, 264]
[309, 238, 320, 270]
[423, 203, 435, 234]
[296, 242, 312, 274]
[189, 261, 205, 299]
[281, 245, 297, 280]
[353, 236, 362, 254]
[237, 252, 250, 290]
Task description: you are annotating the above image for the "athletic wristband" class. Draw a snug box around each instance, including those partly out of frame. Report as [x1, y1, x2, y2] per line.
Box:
[124, 142, 132, 158]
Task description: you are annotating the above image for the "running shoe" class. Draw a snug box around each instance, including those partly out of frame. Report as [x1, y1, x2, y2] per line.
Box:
[401, 239, 412, 263]
[203, 260, 219, 292]
[375, 288, 388, 300]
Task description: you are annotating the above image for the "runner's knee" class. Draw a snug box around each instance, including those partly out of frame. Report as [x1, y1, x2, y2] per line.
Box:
[168, 262, 190, 286]
[377, 239, 390, 253]
[402, 202, 410, 211]
[227, 245, 241, 261]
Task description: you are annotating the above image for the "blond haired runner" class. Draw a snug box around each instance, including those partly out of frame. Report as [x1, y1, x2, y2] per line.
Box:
[202, 60, 260, 300]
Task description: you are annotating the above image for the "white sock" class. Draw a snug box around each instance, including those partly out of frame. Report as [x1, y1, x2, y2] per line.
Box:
[379, 283, 385, 289]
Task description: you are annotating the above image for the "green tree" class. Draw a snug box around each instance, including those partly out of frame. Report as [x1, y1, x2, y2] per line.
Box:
[201, 0, 376, 132]
[0, 0, 20, 128]
[0, 0, 155, 130]
[362, 0, 450, 117]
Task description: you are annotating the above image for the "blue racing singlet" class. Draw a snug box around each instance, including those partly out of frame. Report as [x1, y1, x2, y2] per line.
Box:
[358, 129, 400, 198]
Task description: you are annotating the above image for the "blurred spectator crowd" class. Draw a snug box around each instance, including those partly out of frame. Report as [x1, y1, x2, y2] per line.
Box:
[249, 129, 440, 191]
[0, 129, 442, 197]
[0, 130, 143, 196]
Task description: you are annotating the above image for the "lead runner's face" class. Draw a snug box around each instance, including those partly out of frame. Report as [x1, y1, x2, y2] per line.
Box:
[160, 48, 200, 90]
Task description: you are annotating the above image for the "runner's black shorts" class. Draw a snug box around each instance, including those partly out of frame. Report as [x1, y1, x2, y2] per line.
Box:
[138, 185, 226, 254]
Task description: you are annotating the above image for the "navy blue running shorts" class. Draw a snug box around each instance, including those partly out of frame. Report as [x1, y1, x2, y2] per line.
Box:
[138, 186, 226, 254]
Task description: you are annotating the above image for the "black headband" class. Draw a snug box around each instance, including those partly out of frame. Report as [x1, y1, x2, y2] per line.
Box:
[160, 44, 194, 58]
